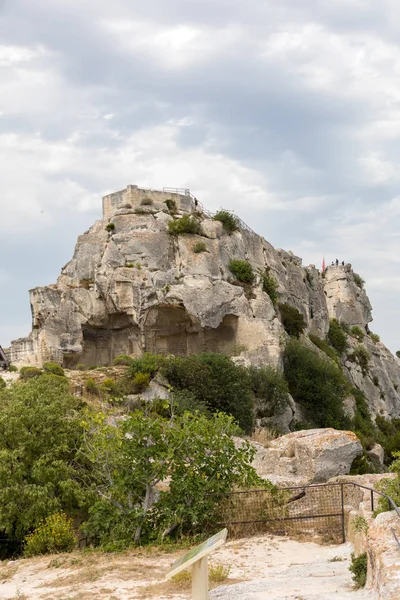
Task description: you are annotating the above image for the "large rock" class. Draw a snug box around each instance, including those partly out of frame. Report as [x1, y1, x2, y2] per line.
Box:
[249, 428, 363, 484]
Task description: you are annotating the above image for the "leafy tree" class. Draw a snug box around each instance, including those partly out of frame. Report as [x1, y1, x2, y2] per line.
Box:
[163, 352, 254, 433]
[248, 366, 289, 419]
[228, 259, 254, 284]
[261, 269, 279, 304]
[81, 411, 267, 546]
[213, 210, 239, 234]
[0, 377, 89, 541]
[284, 339, 349, 429]
[278, 303, 306, 338]
[328, 319, 349, 354]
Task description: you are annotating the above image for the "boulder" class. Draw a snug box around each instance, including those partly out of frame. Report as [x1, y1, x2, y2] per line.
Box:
[247, 428, 363, 484]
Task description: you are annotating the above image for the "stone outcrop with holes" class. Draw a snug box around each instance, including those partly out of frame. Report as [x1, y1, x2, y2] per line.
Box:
[8, 184, 400, 420]
[245, 429, 363, 484]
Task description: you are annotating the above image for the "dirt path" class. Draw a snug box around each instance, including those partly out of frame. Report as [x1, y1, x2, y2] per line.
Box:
[0, 535, 375, 599]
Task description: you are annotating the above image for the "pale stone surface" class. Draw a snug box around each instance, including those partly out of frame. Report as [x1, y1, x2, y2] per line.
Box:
[245, 428, 363, 484]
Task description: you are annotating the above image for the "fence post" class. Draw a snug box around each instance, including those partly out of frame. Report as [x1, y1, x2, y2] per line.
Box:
[371, 490, 374, 512]
[340, 484, 346, 543]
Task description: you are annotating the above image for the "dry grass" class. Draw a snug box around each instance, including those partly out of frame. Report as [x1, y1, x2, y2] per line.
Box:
[251, 427, 280, 447]
[0, 562, 18, 581]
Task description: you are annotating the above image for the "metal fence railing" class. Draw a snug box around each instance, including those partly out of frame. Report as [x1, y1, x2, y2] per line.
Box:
[210, 482, 400, 546]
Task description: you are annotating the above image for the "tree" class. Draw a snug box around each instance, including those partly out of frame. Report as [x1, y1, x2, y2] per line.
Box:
[248, 366, 290, 419]
[278, 303, 306, 337]
[162, 352, 254, 433]
[81, 411, 267, 546]
[328, 319, 348, 354]
[0, 376, 89, 541]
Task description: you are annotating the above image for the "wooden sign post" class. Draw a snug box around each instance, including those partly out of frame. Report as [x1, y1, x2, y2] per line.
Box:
[166, 528, 228, 600]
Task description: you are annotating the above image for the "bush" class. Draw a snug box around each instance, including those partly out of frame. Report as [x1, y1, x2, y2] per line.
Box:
[350, 326, 365, 341]
[75, 364, 86, 371]
[43, 362, 65, 377]
[353, 273, 365, 289]
[80, 278, 94, 289]
[105, 223, 115, 232]
[141, 197, 153, 205]
[19, 366, 42, 380]
[309, 334, 339, 364]
[24, 512, 76, 557]
[8, 364, 18, 372]
[127, 353, 166, 378]
[0, 377, 5, 390]
[213, 210, 239, 234]
[113, 355, 134, 366]
[284, 339, 349, 429]
[228, 259, 254, 284]
[165, 198, 177, 213]
[85, 378, 100, 395]
[351, 388, 376, 450]
[349, 344, 370, 375]
[168, 215, 203, 235]
[369, 332, 380, 344]
[396, 351, 400, 359]
[375, 417, 400, 464]
[163, 353, 254, 433]
[328, 319, 349, 354]
[278, 303, 306, 338]
[349, 552, 367, 588]
[132, 372, 150, 393]
[193, 241, 207, 253]
[101, 378, 120, 396]
[261, 269, 279, 304]
[248, 366, 289, 418]
[169, 389, 209, 416]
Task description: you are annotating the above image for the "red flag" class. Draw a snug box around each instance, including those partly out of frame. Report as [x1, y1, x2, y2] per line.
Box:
[322, 256, 325, 272]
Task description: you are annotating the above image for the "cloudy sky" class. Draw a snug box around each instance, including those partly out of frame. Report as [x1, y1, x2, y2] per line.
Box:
[1, 0, 400, 352]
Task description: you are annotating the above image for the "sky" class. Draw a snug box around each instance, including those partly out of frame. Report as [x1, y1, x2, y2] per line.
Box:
[1, 0, 400, 352]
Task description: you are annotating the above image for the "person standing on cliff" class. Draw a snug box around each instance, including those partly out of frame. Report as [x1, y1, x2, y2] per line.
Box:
[335, 259, 339, 266]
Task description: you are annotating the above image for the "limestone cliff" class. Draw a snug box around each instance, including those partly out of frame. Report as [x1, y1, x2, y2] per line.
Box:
[9, 184, 400, 420]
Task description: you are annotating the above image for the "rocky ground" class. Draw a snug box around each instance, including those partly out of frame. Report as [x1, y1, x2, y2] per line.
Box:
[0, 535, 375, 600]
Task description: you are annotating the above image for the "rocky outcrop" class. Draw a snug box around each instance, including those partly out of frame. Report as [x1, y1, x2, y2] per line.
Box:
[8, 184, 400, 420]
[241, 429, 363, 484]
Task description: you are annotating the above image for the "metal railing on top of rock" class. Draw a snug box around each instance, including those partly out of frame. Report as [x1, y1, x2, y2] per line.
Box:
[208, 481, 400, 546]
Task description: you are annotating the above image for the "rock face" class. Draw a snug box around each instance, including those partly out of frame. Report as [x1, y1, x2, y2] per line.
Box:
[248, 429, 363, 484]
[8, 183, 400, 420]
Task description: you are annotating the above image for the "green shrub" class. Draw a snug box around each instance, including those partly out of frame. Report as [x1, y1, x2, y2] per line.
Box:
[375, 417, 400, 464]
[284, 339, 349, 429]
[165, 198, 177, 213]
[163, 353, 254, 433]
[309, 334, 339, 364]
[278, 303, 306, 338]
[193, 241, 207, 253]
[228, 259, 254, 284]
[169, 390, 209, 416]
[105, 223, 115, 232]
[101, 378, 120, 396]
[369, 332, 380, 344]
[349, 552, 367, 588]
[85, 378, 99, 395]
[349, 344, 370, 375]
[141, 197, 153, 205]
[248, 366, 289, 418]
[350, 453, 375, 475]
[127, 353, 166, 378]
[213, 210, 239, 234]
[125, 263, 134, 268]
[372, 375, 379, 387]
[43, 362, 65, 377]
[351, 388, 376, 450]
[261, 270, 279, 304]
[132, 372, 150, 393]
[75, 364, 86, 371]
[113, 355, 134, 366]
[168, 215, 203, 235]
[350, 326, 365, 341]
[24, 512, 76, 557]
[8, 364, 18, 372]
[80, 278, 94, 289]
[396, 351, 400, 359]
[328, 319, 349, 354]
[0, 377, 6, 390]
[134, 207, 147, 215]
[353, 273, 365, 289]
[19, 366, 42, 380]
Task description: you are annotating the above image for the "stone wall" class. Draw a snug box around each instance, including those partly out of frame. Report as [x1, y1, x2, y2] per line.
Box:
[102, 185, 196, 219]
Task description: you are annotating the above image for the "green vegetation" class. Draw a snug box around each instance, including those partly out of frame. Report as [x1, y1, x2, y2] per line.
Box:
[105, 223, 115, 232]
[353, 515, 369, 534]
[308, 334, 339, 364]
[168, 215, 203, 235]
[128, 352, 166, 378]
[0, 377, 5, 390]
[43, 362, 65, 377]
[141, 197, 153, 205]
[132, 372, 151, 393]
[24, 513, 76, 557]
[278, 303, 306, 338]
[85, 378, 100, 395]
[396, 351, 400, 359]
[213, 210, 239, 234]
[353, 272, 365, 289]
[249, 366, 290, 419]
[113, 354, 134, 366]
[349, 553, 367, 588]
[165, 198, 177, 213]
[284, 339, 349, 429]
[193, 241, 207, 253]
[80, 278, 94, 289]
[327, 319, 349, 354]
[369, 332, 380, 344]
[19, 366, 42, 380]
[349, 344, 370, 375]
[261, 269, 279, 304]
[350, 326, 365, 341]
[75, 363, 86, 371]
[8, 364, 18, 372]
[228, 259, 255, 284]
